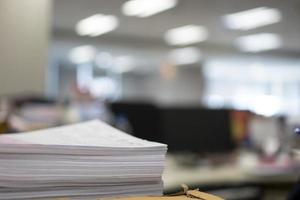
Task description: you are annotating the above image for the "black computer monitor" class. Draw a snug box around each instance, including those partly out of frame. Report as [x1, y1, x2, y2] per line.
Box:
[109, 101, 164, 143]
[161, 107, 236, 154]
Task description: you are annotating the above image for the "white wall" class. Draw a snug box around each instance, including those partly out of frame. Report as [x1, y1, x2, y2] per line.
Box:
[0, 0, 51, 96]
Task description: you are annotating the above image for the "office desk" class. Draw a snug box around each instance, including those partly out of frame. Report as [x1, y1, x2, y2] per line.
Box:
[163, 155, 299, 199]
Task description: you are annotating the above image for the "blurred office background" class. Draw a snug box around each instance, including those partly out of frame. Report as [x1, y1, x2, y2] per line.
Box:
[1, 0, 300, 199]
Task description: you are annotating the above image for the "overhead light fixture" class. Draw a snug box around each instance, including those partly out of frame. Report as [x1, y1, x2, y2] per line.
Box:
[168, 47, 202, 65]
[235, 33, 281, 52]
[122, 0, 177, 17]
[165, 25, 209, 46]
[69, 45, 97, 64]
[76, 14, 119, 37]
[223, 7, 281, 30]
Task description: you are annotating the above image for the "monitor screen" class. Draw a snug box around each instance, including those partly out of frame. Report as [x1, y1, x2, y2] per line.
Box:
[161, 107, 236, 154]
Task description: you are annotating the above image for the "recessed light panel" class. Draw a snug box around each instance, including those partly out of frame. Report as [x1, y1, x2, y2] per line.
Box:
[69, 45, 96, 64]
[76, 14, 118, 37]
[165, 25, 209, 46]
[235, 33, 281, 52]
[223, 7, 281, 30]
[122, 0, 177, 17]
[168, 47, 202, 65]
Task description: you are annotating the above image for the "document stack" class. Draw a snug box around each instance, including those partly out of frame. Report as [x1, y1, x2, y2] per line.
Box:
[0, 120, 167, 199]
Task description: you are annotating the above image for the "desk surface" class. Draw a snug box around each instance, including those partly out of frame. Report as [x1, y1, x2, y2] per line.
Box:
[163, 154, 299, 191]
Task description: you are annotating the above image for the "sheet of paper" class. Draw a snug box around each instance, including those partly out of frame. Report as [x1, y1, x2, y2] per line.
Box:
[0, 120, 166, 148]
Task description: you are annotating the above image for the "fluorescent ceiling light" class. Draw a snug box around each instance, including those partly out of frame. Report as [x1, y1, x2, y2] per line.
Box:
[235, 33, 281, 52]
[168, 47, 202, 65]
[69, 45, 97, 64]
[165, 25, 209, 46]
[76, 14, 118, 37]
[223, 7, 281, 30]
[122, 0, 177, 17]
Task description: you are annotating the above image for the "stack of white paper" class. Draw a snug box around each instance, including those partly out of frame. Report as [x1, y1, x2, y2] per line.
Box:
[0, 120, 167, 199]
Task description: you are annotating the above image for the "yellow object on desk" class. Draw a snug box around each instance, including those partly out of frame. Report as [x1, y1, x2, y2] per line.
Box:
[113, 185, 224, 200]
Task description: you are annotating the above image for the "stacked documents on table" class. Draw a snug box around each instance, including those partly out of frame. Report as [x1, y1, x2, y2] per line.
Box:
[0, 120, 167, 199]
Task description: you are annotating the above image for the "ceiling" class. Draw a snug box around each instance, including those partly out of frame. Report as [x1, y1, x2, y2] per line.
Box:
[52, 0, 300, 52]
